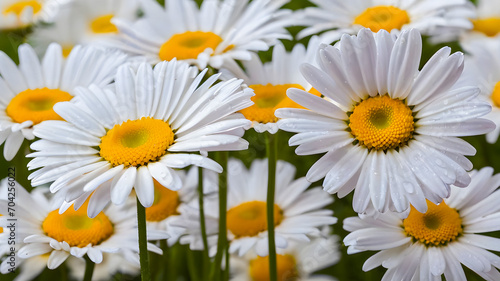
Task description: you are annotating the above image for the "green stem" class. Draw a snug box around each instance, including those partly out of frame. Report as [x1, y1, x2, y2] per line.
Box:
[198, 167, 210, 275]
[137, 197, 151, 281]
[83, 255, 95, 281]
[186, 248, 200, 281]
[266, 132, 278, 281]
[155, 241, 168, 281]
[211, 151, 228, 281]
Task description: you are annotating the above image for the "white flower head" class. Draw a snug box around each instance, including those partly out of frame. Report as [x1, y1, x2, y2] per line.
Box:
[173, 159, 337, 257]
[277, 28, 495, 215]
[0, 0, 66, 30]
[230, 233, 340, 281]
[28, 0, 140, 56]
[102, 0, 295, 69]
[221, 36, 322, 134]
[460, 0, 500, 46]
[0, 43, 127, 161]
[298, 0, 474, 44]
[344, 167, 500, 281]
[28, 59, 253, 216]
[0, 180, 167, 277]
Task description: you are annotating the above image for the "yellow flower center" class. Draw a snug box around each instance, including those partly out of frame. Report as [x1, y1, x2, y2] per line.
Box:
[0, 214, 2, 234]
[227, 201, 283, 238]
[348, 95, 414, 150]
[249, 254, 299, 281]
[403, 200, 462, 246]
[472, 17, 500, 37]
[6, 88, 73, 125]
[354, 5, 410, 32]
[62, 45, 73, 58]
[3, 0, 41, 16]
[490, 81, 500, 107]
[159, 31, 224, 61]
[42, 202, 114, 247]
[240, 84, 318, 124]
[90, 14, 118, 34]
[99, 117, 175, 167]
[146, 179, 180, 222]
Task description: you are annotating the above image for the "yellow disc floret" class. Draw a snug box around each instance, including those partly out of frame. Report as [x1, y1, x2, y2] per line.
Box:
[99, 117, 175, 167]
[472, 17, 500, 37]
[6, 88, 73, 125]
[90, 14, 118, 34]
[42, 202, 114, 247]
[491, 81, 500, 107]
[349, 95, 414, 150]
[3, 1, 41, 16]
[354, 5, 410, 32]
[146, 179, 180, 222]
[249, 254, 299, 281]
[159, 31, 224, 61]
[227, 201, 283, 238]
[403, 200, 462, 246]
[241, 84, 313, 124]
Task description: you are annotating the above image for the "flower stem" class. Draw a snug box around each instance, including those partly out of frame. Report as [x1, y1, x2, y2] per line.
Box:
[137, 197, 151, 281]
[198, 167, 210, 275]
[83, 255, 95, 281]
[211, 151, 228, 281]
[266, 132, 278, 281]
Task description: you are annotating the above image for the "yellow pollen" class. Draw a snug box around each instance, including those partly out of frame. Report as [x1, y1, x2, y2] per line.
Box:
[90, 14, 118, 34]
[472, 17, 500, 37]
[6, 88, 73, 125]
[403, 200, 462, 246]
[146, 179, 180, 222]
[0, 214, 2, 234]
[241, 84, 320, 124]
[99, 117, 174, 167]
[348, 95, 414, 150]
[62, 45, 73, 58]
[3, 1, 42, 16]
[249, 254, 299, 281]
[42, 201, 114, 247]
[490, 81, 500, 108]
[227, 201, 283, 238]
[159, 31, 224, 61]
[354, 5, 410, 32]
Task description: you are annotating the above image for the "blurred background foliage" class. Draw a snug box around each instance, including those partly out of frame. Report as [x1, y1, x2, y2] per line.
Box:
[0, 0, 493, 280]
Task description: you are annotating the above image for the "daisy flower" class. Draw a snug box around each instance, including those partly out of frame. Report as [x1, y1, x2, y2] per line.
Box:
[230, 233, 340, 281]
[0, 43, 127, 161]
[460, 0, 500, 45]
[276, 28, 494, 214]
[0, 0, 63, 30]
[457, 38, 500, 143]
[28, 59, 253, 216]
[0, 181, 167, 277]
[173, 158, 337, 257]
[220, 36, 321, 134]
[103, 0, 295, 69]
[343, 167, 500, 280]
[297, 0, 473, 44]
[28, 0, 140, 56]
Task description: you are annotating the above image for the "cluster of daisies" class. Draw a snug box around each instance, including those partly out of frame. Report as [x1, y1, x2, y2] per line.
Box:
[0, 0, 500, 280]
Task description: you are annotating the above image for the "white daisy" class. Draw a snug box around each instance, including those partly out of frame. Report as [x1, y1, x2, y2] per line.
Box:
[27, 59, 253, 216]
[231, 233, 340, 281]
[0, 181, 167, 277]
[460, 0, 500, 46]
[220, 36, 322, 134]
[297, 0, 474, 44]
[457, 38, 500, 143]
[103, 0, 295, 69]
[173, 158, 337, 257]
[28, 0, 140, 57]
[344, 166, 500, 281]
[0, 43, 127, 161]
[276, 28, 494, 214]
[0, 0, 64, 30]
